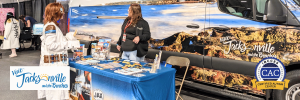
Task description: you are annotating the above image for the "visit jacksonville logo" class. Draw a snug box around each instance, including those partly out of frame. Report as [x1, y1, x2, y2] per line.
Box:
[251, 57, 290, 90]
[10, 66, 70, 90]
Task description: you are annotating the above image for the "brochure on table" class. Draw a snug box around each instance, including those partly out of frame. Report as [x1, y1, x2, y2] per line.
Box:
[92, 38, 111, 60]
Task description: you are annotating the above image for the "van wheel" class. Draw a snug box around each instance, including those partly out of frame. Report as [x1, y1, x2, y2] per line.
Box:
[273, 70, 300, 100]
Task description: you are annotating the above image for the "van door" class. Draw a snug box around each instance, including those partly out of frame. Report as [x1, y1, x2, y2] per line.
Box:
[209, 0, 291, 95]
[281, 0, 300, 65]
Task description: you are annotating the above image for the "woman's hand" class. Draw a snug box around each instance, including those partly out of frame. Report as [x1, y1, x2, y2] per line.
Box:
[65, 32, 76, 40]
[133, 36, 140, 44]
[117, 45, 121, 51]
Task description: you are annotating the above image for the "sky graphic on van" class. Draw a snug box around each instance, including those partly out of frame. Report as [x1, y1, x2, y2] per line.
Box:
[69, 3, 284, 40]
[70, 4, 183, 17]
[69, 3, 278, 27]
[194, 18, 278, 27]
[282, 0, 300, 21]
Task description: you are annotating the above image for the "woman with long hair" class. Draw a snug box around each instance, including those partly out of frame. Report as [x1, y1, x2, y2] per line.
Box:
[1, 12, 20, 58]
[116, 3, 151, 62]
[38, 3, 80, 100]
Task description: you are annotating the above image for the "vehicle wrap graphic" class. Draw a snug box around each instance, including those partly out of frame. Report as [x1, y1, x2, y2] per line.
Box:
[150, 26, 300, 65]
[190, 66, 265, 95]
[69, 0, 300, 96]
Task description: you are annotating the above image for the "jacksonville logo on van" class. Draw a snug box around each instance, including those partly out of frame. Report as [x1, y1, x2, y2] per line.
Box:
[251, 57, 290, 90]
[10, 66, 70, 90]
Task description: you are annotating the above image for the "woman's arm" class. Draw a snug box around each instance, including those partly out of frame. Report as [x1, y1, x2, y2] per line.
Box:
[139, 21, 151, 42]
[17, 20, 21, 37]
[45, 34, 79, 52]
[117, 30, 123, 45]
[27, 20, 30, 28]
[44, 25, 80, 52]
[117, 20, 127, 45]
[4, 19, 12, 39]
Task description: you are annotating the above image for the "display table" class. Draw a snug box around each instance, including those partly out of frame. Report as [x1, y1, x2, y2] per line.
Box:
[69, 56, 176, 100]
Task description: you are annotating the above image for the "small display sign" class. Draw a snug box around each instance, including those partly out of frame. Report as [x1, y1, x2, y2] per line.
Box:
[33, 24, 44, 35]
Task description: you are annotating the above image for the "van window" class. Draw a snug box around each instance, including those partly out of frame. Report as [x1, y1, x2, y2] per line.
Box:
[256, 0, 267, 14]
[219, 0, 253, 18]
[294, 0, 300, 6]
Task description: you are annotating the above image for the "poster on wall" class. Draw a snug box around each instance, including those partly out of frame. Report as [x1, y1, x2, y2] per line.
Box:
[70, 69, 92, 100]
[0, 8, 14, 35]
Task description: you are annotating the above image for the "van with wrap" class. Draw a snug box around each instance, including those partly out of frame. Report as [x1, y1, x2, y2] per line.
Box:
[68, 0, 300, 99]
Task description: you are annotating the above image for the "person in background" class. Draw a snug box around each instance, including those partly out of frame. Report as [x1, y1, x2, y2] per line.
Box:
[19, 15, 37, 29]
[38, 3, 80, 100]
[19, 15, 39, 49]
[116, 3, 151, 62]
[1, 12, 20, 58]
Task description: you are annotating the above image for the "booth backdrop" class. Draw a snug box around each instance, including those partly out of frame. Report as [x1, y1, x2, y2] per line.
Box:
[0, 8, 14, 35]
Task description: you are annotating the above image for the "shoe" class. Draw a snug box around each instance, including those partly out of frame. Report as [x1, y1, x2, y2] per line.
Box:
[9, 54, 17, 58]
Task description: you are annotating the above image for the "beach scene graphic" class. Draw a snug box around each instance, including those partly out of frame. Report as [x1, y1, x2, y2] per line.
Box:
[69, 2, 279, 43]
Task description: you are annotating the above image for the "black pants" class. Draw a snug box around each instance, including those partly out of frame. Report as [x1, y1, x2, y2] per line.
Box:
[31, 35, 41, 49]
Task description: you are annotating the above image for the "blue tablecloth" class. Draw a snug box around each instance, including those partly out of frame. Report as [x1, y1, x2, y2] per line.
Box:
[69, 57, 176, 100]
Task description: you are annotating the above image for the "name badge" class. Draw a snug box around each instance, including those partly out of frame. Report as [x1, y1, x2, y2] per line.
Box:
[122, 34, 126, 42]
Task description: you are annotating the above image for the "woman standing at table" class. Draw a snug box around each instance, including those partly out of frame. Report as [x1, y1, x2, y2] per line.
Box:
[1, 12, 20, 58]
[38, 3, 80, 100]
[116, 3, 151, 62]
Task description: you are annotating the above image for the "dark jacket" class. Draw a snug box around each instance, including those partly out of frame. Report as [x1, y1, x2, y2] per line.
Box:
[117, 19, 151, 57]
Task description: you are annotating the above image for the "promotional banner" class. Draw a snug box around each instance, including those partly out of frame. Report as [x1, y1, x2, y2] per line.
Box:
[10, 66, 70, 90]
[70, 69, 92, 100]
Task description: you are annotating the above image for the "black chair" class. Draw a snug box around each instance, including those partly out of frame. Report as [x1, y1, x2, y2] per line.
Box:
[19, 27, 33, 51]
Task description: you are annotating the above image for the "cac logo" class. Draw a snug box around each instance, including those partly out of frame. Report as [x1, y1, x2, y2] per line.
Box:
[94, 89, 104, 100]
[252, 57, 290, 90]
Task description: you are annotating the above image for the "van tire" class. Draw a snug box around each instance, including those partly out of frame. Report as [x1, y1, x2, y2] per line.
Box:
[272, 70, 300, 100]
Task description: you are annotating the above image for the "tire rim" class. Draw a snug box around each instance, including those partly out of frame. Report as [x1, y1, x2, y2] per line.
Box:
[286, 83, 300, 100]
